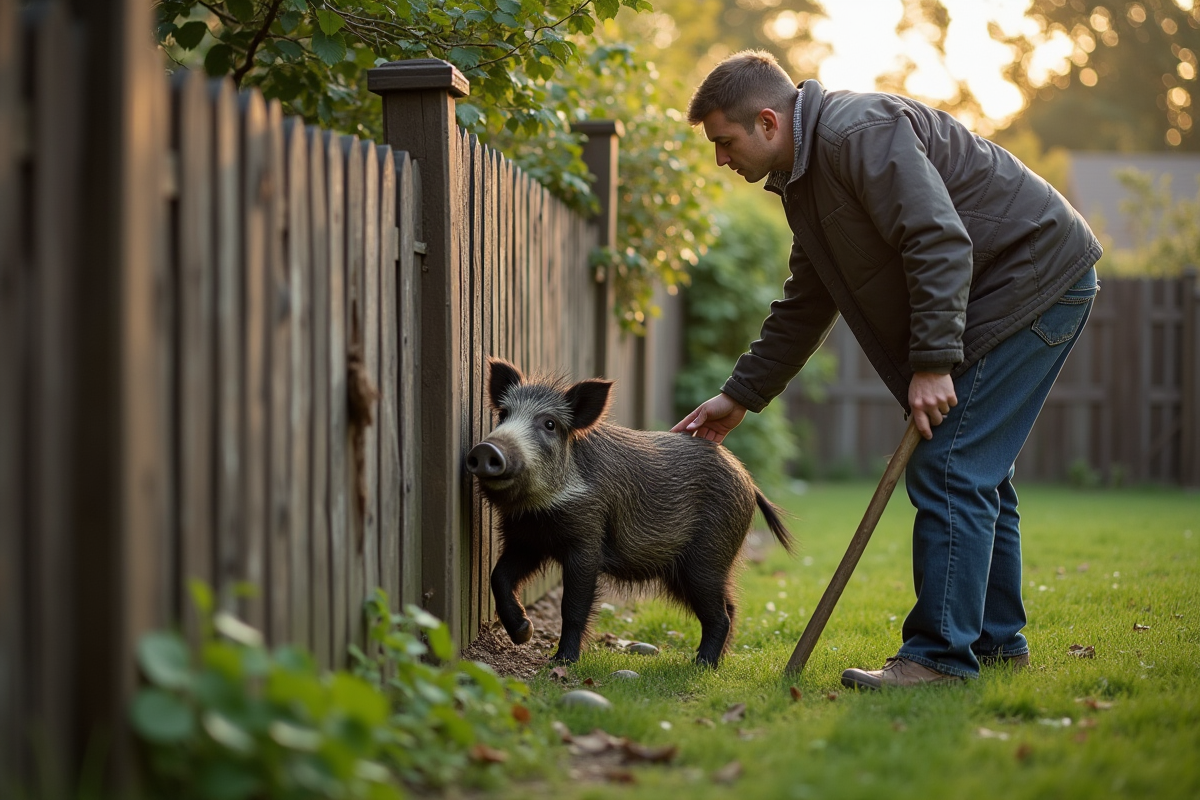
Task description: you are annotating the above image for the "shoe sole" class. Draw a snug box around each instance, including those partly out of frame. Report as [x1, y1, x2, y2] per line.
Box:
[840, 669, 882, 690]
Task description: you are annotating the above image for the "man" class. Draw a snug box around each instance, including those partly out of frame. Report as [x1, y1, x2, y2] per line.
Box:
[672, 50, 1101, 688]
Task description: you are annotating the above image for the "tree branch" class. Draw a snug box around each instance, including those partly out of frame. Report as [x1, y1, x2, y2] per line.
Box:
[232, 0, 285, 86]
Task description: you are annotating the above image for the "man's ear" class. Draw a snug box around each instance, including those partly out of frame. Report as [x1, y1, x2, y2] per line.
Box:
[488, 358, 523, 408]
[760, 108, 781, 139]
[564, 379, 613, 433]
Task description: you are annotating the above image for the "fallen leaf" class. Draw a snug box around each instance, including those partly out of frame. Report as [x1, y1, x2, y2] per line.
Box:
[721, 703, 747, 723]
[583, 677, 595, 686]
[621, 741, 678, 764]
[470, 744, 509, 763]
[1077, 563, 1090, 573]
[977, 727, 1010, 741]
[694, 717, 715, 728]
[1133, 623, 1150, 632]
[605, 768, 636, 784]
[1067, 644, 1096, 658]
[789, 686, 803, 702]
[712, 761, 742, 784]
[1075, 697, 1114, 711]
[826, 692, 839, 701]
[569, 729, 623, 756]
[737, 728, 763, 741]
[511, 704, 531, 724]
[1015, 743, 1034, 762]
[551, 721, 572, 742]
[1174, 613, 1184, 619]
[549, 665, 569, 681]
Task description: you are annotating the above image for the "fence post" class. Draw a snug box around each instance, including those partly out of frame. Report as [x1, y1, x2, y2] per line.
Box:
[368, 59, 468, 646]
[574, 121, 632, 407]
[1182, 267, 1199, 488]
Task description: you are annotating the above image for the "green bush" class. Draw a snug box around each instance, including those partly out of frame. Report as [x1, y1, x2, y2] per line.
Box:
[675, 189, 835, 490]
[131, 584, 539, 799]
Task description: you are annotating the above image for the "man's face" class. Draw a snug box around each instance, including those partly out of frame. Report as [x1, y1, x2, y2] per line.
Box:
[701, 108, 784, 183]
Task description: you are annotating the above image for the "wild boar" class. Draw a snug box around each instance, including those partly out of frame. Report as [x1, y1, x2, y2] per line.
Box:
[466, 358, 794, 667]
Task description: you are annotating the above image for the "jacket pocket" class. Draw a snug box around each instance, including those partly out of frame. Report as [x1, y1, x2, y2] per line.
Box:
[820, 203, 884, 273]
[1031, 269, 1098, 346]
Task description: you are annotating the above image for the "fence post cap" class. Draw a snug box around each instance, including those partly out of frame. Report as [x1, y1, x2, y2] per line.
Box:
[368, 58, 470, 98]
[572, 120, 625, 138]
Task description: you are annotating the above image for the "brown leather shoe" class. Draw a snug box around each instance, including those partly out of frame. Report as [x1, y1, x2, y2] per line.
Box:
[841, 657, 963, 690]
[979, 652, 1031, 671]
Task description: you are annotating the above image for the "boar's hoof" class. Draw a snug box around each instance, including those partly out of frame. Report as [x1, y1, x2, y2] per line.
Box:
[507, 619, 533, 645]
[549, 650, 580, 664]
[694, 653, 720, 669]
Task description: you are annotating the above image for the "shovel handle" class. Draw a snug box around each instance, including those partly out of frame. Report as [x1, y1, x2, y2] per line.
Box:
[784, 419, 922, 675]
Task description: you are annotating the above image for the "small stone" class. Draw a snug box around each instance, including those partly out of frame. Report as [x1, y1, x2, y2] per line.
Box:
[626, 642, 660, 656]
[560, 690, 612, 710]
[611, 670, 640, 680]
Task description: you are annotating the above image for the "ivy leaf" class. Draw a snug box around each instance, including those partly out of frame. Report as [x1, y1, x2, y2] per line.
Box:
[130, 689, 195, 743]
[449, 45, 483, 70]
[594, 0, 620, 19]
[316, 9, 345, 35]
[174, 20, 208, 49]
[227, 0, 255, 23]
[203, 43, 234, 76]
[456, 103, 486, 130]
[312, 29, 348, 65]
[138, 631, 192, 689]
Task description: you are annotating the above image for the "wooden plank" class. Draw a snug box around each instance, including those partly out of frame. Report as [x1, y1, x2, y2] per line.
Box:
[285, 117, 312, 649]
[211, 78, 243, 617]
[467, 134, 483, 641]
[481, 146, 496, 625]
[0, 0, 21, 782]
[239, 90, 269, 631]
[307, 125, 331, 666]
[325, 130, 348, 667]
[377, 145, 400, 611]
[265, 99, 290, 647]
[172, 69, 214, 646]
[342, 135, 365, 653]
[396, 155, 422, 609]
[360, 139, 380, 625]
[27, 5, 82, 780]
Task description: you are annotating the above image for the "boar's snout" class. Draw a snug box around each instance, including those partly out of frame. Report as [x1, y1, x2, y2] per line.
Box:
[467, 441, 508, 478]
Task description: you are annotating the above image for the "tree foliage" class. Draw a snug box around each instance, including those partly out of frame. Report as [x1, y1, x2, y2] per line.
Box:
[996, 0, 1200, 151]
[1102, 168, 1200, 275]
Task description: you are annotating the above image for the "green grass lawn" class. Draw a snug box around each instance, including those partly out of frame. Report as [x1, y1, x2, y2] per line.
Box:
[503, 482, 1200, 800]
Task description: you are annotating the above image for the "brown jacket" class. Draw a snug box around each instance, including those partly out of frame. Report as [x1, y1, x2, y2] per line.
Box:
[721, 80, 1102, 413]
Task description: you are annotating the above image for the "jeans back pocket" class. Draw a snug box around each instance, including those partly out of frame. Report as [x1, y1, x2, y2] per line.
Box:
[1031, 267, 1098, 347]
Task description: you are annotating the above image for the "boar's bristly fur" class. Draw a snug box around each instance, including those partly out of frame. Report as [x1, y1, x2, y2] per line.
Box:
[466, 358, 795, 667]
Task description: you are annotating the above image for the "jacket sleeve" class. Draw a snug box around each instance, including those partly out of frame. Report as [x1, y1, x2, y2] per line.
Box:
[722, 236, 840, 412]
[837, 113, 971, 373]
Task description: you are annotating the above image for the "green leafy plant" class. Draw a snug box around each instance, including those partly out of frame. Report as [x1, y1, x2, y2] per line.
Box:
[131, 583, 538, 799]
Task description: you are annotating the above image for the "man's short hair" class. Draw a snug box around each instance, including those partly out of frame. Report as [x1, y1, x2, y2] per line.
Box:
[687, 50, 798, 131]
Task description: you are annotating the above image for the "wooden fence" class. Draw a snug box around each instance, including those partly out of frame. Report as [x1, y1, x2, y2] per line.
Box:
[788, 271, 1200, 487]
[0, 0, 666, 791]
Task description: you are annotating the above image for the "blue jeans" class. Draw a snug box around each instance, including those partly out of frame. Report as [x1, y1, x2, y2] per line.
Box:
[898, 267, 1098, 678]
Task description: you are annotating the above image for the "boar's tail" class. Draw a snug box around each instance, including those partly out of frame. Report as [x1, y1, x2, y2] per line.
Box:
[755, 490, 795, 556]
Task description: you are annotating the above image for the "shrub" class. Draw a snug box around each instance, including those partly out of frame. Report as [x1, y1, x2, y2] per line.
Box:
[131, 583, 538, 799]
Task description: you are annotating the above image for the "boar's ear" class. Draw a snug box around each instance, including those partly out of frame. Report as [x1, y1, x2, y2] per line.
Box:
[488, 358, 523, 408]
[565, 379, 613, 433]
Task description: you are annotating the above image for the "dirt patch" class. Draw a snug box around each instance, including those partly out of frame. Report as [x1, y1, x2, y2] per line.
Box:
[461, 585, 564, 680]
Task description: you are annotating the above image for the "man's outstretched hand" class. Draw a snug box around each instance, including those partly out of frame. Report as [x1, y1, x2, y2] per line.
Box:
[671, 393, 748, 444]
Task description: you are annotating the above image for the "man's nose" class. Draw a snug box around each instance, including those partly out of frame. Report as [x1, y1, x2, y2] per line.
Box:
[715, 146, 730, 167]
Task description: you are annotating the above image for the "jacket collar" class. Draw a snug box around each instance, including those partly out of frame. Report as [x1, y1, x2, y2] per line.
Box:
[764, 79, 825, 196]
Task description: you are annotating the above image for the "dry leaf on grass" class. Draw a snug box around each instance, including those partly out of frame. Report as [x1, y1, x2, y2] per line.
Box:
[1133, 623, 1151, 632]
[568, 729, 624, 756]
[722, 703, 747, 723]
[551, 720, 572, 742]
[583, 677, 595, 686]
[621, 741, 678, 764]
[470, 744, 509, 763]
[1067, 644, 1096, 658]
[1015, 743, 1034, 762]
[605, 768, 636, 784]
[549, 665, 570, 681]
[713, 761, 742, 784]
[512, 704, 531, 724]
[826, 692, 839, 701]
[694, 717, 715, 728]
[1075, 697, 1114, 711]
[789, 686, 802, 702]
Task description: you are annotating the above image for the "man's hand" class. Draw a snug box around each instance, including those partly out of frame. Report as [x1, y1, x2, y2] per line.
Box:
[909, 371, 957, 440]
[671, 393, 747, 444]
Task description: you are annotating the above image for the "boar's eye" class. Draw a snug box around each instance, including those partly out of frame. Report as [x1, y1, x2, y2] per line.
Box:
[544, 419, 556, 431]
[497, 409, 509, 423]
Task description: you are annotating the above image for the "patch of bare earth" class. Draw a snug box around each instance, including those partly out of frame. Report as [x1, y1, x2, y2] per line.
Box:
[461, 585, 564, 680]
